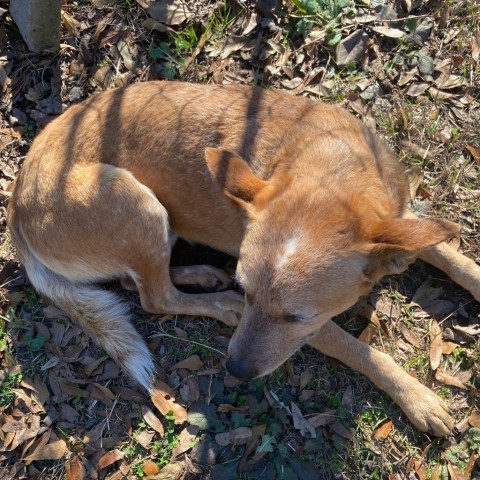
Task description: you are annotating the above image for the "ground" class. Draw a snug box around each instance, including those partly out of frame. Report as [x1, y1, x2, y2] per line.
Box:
[0, 0, 479, 479]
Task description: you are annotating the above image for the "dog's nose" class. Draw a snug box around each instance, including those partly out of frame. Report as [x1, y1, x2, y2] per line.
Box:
[226, 357, 258, 380]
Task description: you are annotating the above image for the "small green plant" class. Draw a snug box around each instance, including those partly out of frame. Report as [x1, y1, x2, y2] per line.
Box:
[289, 0, 354, 44]
[0, 372, 23, 406]
[151, 411, 178, 467]
[171, 25, 198, 54]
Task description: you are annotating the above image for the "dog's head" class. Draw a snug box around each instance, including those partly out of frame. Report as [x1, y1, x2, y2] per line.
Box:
[206, 147, 459, 380]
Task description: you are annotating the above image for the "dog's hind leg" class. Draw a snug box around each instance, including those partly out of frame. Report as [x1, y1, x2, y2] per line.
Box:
[122, 266, 232, 292]
[169, 266, 232, 291]
[405, 211, 480, 301]
[308, 320, 453, 436]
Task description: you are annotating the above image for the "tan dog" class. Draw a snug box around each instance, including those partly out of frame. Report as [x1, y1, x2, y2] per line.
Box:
[8, 82, 480, 436]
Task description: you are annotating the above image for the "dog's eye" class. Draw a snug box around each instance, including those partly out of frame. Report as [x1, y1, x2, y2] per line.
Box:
[284, 315, 302, 323]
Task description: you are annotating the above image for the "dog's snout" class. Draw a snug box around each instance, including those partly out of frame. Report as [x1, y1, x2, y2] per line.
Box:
[226, 356, 258, 381]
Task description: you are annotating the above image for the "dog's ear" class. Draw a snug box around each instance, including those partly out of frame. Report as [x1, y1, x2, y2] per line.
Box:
[205, 148, 268, 208]
[364, 218, 460, 279]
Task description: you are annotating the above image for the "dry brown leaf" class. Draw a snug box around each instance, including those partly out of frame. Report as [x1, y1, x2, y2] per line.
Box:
[170, 354, 203, 371]
[98, 449, 125, 470]
[299, 369, 313, 391]
[434, 369, 467, 389]
[215, 427, 253, 447]
[307, 410, 337, 428]
[359, 304, 389, 336]
[399, 324, 421, 348]
[217, 404, 248, 414]
[143, 460, 160, 475]
[24, 439, 67, 462]
[142, 406, 165, 436]
[429, 320, 443, 371]
[284, 361, 300, 387]
[447, 462, 466, 480]
[473, 32, 480, 62]
[66, 454, 86, 480]
[468, 410, 480, 428]
[151, 380, 187, 424]
[442, 341, 459, 355]
[466, 145, 480, 166]
[134, 430, 154, 449]
[358, 324, 376, 344]
[171, 425, 199, 457]
[405, 82, 430, 97]
[224, 375, 244, 387]
[465, 452, 478, 479]
[430, 463, 441, 480]
[61, 10, 82, 37]
[147, 0, 193, 26]
[373, 420, 393, 439]
[291, 402, 316, 438]
[372, 26, 405, 38]
[330, 420, 353, 440]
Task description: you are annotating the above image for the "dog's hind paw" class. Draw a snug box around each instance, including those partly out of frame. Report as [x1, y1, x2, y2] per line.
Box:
[399, 385, 454, 436]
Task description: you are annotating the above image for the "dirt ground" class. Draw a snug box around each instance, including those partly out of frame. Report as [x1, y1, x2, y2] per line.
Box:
[0, 0, 479, 479]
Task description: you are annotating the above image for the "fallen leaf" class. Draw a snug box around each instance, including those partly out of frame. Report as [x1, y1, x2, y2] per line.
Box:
[172, 425, 199, 457]
[291, 402, 316, 438]
[358, 324, 376, 344]
[24, 439, 67, 462]
[447, 462, 465, 480]
[372, 26, 405, 38]
[66, 454, 86, 480]
[143, 460, 160, 475]
[399, 324, 421, 348]
[359, 304, 389, 336]
[442, 341, 459, 355]
[217, 404, 248, 414]
[147, 0, 193, 26]
[429, 320, 443, 371]
[335, 30, 369, 67]
[307, 410, 337, 428]
[468, 411, 480, 428]
[405, 82, 430, 97]
[224, 375, 244, 387]
[142, 406, 165, 435]
[373, 420, 393, 439]
[215, 427, 252, 447]
[61, 10, 82, 37]
[151, 380, 187, 424]
[466, 145, 480, 166]
[98, 449, 125, 470]
[284, 361, 300, 387]
[299, 369, 313, 391]
[434, 369, 467, 389]
[330, 420, 353, 440]
[134, 430, 154, 449]
[473, 32, 480, 62]
[170, 354, 203, 371]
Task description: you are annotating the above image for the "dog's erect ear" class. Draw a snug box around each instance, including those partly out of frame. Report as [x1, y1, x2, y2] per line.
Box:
[364, 218, 460, 279]
[205, 148, 268, 208]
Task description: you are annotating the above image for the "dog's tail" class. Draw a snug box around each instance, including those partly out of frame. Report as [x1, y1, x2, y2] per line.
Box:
[9, 223, 155, 392]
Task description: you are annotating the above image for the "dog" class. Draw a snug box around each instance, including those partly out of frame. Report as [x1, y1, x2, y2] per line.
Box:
[8, 81, 480, 436]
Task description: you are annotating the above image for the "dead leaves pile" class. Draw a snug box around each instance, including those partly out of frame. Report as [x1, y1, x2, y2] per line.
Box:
[357, 275, 480, 479]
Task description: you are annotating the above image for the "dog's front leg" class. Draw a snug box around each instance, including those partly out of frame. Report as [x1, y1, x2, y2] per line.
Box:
[404, 210, 480, 301]
[417, 243, 480, 301]
[308, 320, 453, 436]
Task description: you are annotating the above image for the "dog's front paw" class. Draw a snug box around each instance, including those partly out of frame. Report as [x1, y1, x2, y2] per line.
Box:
[215, 291, 245, 327]
[398, 385, 453, 436]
